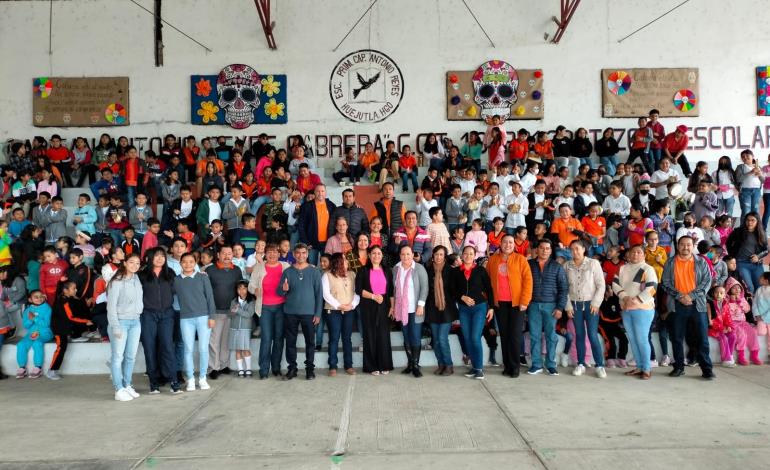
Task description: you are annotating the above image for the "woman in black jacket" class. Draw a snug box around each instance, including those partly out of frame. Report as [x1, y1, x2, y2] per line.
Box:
[595, 127, 619, 176]
[355, 246, 394, 375]
[426, 246, 458, 376]
[451, 245, 494, 379]
[726, 211, 768, 293]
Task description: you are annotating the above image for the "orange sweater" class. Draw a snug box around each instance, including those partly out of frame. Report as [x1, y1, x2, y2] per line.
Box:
[486, 252, 533, 307]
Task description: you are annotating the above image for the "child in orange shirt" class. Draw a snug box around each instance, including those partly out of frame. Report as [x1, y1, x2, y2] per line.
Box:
[399, 145, 418, 192]
[533, 131, 554, 160]
[551, 203, 583, 262]
[580, 202, 606, 258]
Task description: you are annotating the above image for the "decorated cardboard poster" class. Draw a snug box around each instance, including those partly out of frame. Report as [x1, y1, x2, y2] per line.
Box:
[756, 66, 770, 116]
[33, 77, 129, 127]
[191, 66, 287, 127]
[601, 68, 699, 117]
[446, 61, 543, 121]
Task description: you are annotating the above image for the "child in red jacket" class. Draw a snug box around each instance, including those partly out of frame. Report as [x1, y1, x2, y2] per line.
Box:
[39, 246, 68, 305]
[708, 286, 736, 367]
[725, 277, 762, 366]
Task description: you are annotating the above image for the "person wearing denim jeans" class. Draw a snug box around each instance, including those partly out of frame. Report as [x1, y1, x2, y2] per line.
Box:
[321, 254, 360, 375]
[564, 240, 606, 377]
[391, 245, 429, 377]
[453, 245, 495, 380]
[248, 248, 290, 378]
[660, 236, 715, 379]
[180, 315, 211, 385]
[425, 246, 459, 376]
[736, 150, 763, 223]
[107, 254, 143, 401]
[526, 239, 568, 376]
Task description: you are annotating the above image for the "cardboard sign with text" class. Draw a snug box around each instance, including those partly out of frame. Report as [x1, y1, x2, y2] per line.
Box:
[32, 77, 129, 127]
[601, 68, 699, 118]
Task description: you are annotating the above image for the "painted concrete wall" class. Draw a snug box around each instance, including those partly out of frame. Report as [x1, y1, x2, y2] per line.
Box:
[1, 0, 769, 165]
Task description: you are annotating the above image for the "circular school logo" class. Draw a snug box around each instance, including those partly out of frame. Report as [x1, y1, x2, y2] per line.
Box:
[329, 49, 404, 123]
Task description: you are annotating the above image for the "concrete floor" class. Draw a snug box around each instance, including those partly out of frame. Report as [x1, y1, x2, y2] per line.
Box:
[1, 365, 769, 470]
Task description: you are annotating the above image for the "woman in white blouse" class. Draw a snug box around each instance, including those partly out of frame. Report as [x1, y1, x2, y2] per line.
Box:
[321, 253, 360, 376]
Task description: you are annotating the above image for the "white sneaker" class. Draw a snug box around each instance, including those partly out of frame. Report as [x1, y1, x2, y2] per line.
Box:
[198, 378, 211, 390]
[722, 360, 736, 368]
[596, 367, 607, 379]
[71, 336, 89, 343]
[572, 364, 585, 376]
[626, 359, 636, 368]
[186, 380, 196, 392]
[650, 359, 659, 368]
[559, 353, 569, 368]
[115, 388, 134, 402]
[45, 370, 61, 380]
[125, 385, 140, 398]
[660, 355, 671, 367]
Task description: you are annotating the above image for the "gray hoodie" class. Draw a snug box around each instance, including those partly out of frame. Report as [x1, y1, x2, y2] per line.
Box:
[107, 275, 144, 330]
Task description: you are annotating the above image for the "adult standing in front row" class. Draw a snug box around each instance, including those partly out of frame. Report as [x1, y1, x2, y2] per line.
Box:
[108, 253, 143, 402]
[452, 245, 494, 380]
[487, 234, 533, 378]
[661, 236, 715, 380]
[425, 246, 458, 376]
[356, 246, 394, 375]
[526, 239, 568, 376]
[278, 243, 323, 380]
[564, 240, 606, 379]
[391, 244, 429, 378]
[321, 253, 360, 376]
[248, 243, 290, 379]
[612, 245, 658, 380]
[726, 211, 767, 294]
[206, 245, 244, 379]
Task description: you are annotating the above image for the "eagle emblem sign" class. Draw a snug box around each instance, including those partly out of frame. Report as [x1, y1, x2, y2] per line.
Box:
[330, 49, 404, 123]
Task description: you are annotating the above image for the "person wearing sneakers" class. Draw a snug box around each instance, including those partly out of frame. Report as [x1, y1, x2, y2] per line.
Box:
[526, 239, 568, 376]
[612, 245, 658, 380]
[15, 290, 53, 379]
[321, 253, 360, 376]
[175, 252, 216, 392]
[564, 240, 607, 378]
[47, 281, 92, 380]
[661, 235, 716, 380]
[107, 254, 144, 401]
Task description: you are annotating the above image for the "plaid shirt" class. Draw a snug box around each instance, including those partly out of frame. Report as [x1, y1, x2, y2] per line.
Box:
[9, 154, 35, 175]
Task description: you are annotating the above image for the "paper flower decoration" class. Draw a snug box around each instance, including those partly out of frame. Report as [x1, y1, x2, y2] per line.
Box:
[261, 75, 281, 97]
[449, 74, 459, 83]
[264, 98, 285, 120]
[466, 105, 478, 117]
[515, 106, 525, 116]
[197, 101, 219, 123]
[451, 95, 461, 105]
[532, 90, 542, 100]
[534, 70, 543, 78]
[195, 78, 212, 97]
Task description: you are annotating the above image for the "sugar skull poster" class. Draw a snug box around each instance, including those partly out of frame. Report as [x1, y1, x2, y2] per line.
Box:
[191, 64, 288, 127]
[446, 61, 543, 121]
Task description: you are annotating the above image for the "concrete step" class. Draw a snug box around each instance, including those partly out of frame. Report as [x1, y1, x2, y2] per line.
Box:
[2, 331, 762, 375]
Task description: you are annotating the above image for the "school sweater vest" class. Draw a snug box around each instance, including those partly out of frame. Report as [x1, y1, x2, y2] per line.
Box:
[324, 273, 355, 310]
[375, 199, 403, 236]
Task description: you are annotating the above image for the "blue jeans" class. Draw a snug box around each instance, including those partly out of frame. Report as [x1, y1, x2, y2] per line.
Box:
[459, 302, 488, 371]
[600, 155, 618, 176]
[180, 315, 211, 381]
[327, 310, 354, 370]
[288, 225, 299, 249]
[250, 195, 271, 215]
[740, 188, 761, 221]
[315, 311, 327, 347]
[571, 301, 604, 367]
[401, 171, 418, 192]
[650, 148, 662, 169]
[528, 302, 558, 370]
[737, 260, 765, 294]
[720, 196, 735, 218]
[258, 304, 284, 375]
[308, 242, 325, 267]
[621, 309, 654, 372]
[110, 318, 142, 391]
[401, 312, 421, 348]
[430, 322, 452, 366]
[126, 186, 137, 208]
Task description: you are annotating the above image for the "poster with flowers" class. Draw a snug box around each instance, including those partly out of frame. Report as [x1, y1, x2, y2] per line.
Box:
[190, 67, 287, 127]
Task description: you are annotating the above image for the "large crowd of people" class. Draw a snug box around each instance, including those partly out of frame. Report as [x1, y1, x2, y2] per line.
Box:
[2, 108, 770, 402]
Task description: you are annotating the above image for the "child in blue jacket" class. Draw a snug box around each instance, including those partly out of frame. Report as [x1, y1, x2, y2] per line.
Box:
[16, 290, 53, 379]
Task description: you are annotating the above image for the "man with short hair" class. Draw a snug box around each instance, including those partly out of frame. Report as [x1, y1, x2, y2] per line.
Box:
[526, 239, 568, 376]
[277, 244, 323, 380]
[298, 183, 336, 265]
[391, 211, 432, 263]
[205, 245, 244, 379]
[661, 235, 715, 379]
[332, 189, 369, 237]
[371, 182, 406, 241]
